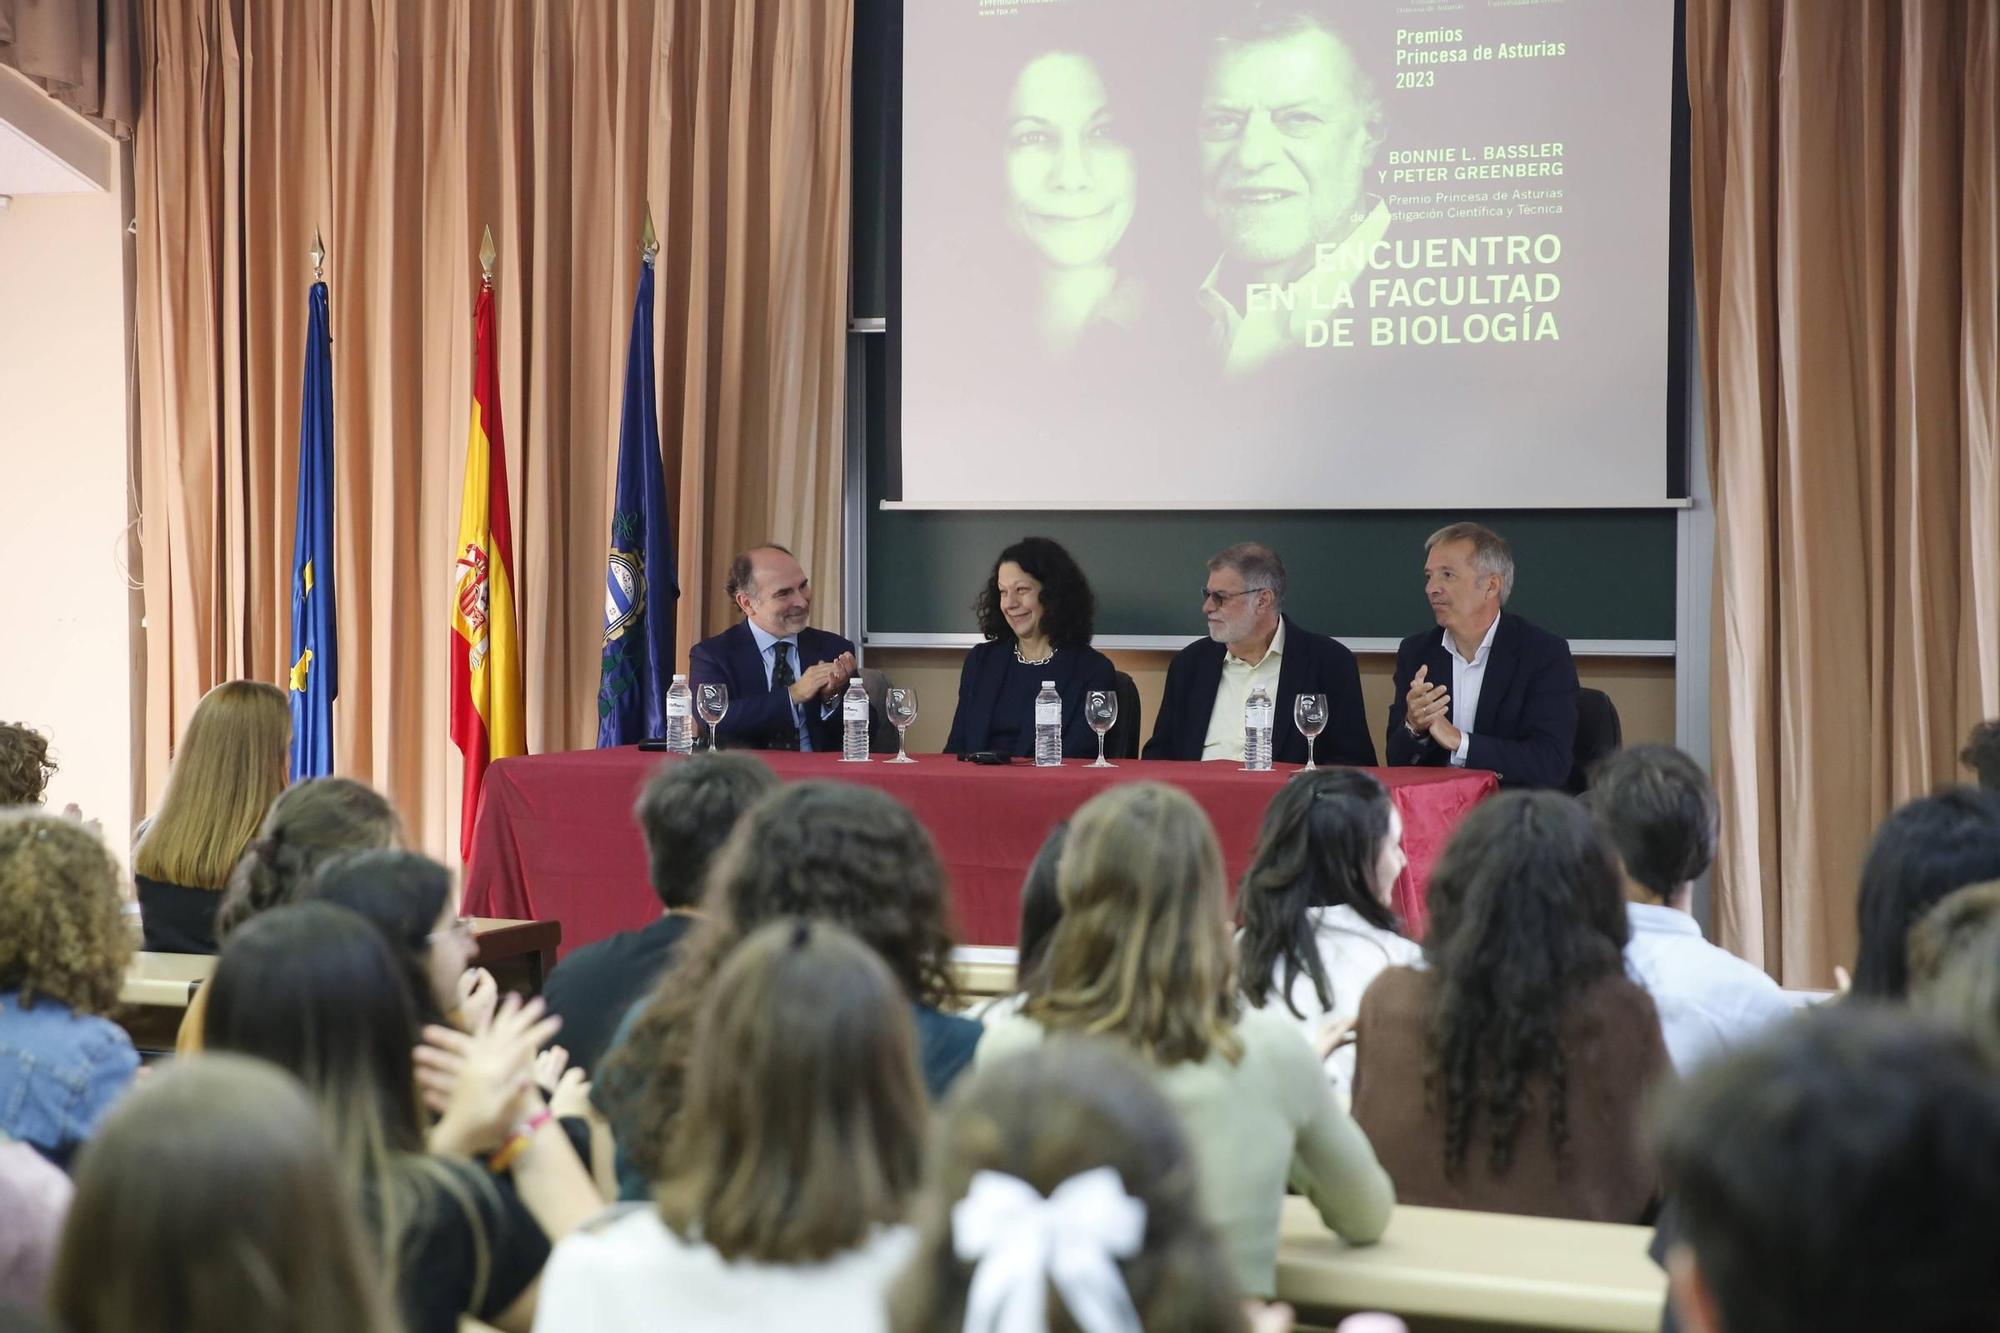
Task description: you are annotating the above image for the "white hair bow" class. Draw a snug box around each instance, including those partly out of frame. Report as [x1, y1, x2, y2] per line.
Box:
[953, 1167, 1147, 1333]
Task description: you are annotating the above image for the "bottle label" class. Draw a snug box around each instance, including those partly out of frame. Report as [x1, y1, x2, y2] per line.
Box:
[1036, 701, 1060, 727]
[666, 697, 690, 719]
[844, 697, 869, 721]
[1246, 703, 1273, 728]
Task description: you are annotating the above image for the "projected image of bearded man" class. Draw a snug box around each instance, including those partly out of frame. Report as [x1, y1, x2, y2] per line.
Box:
[1197, 8, 1387, 374]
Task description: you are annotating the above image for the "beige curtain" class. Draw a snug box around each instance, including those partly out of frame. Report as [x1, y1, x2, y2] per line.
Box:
[133, 0, 853, 857]
[0, 0, 138, 135]
[1690, 0, 1999, 985]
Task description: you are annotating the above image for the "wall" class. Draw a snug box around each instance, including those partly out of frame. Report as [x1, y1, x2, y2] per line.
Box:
[0, 151, 138, 857]
[867, 646, 1674, 759]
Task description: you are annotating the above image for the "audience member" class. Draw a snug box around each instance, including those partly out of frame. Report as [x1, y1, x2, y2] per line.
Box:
[1851, 786, 2000, 998]
[1962, 718, 2000, 791]
[1907, 880, 2000, 1062]
[974, 822, 1067, 1026]
[541, 752, 776, 1074]
[891, 1038, 1254, 1333]
[1238, 769, 1419, 1102]
[1588, 745, 1791, 1072]
[600, 782, 975, 1199]
[205, 903, 599, 1333]
[1352, 791, 1668, 1222]
[308, 849, 483, 1030]
[980, 782, 1393, 1296]
[0, 724, 55, 807]
[1652, 1009, 2000, 1333]
[0, 811, 137, 1168]
[131, 679, 290, 953]
[177, 776, 401, 1054]
[536, 920, 925, 1332]
[0, 1133, 70, 1308]
[49, 1054, 398, 1333]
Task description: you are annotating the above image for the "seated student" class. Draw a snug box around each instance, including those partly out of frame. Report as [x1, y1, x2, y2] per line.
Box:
[535, 920, 924, 1332]
[131, 680, 290, 954]
[49, 1054, 396, 1333]
[0, 812, 137, 1168]
[308, 848, 487, 1030]
[176, 775, 401, 1054]
[972, 823, 1067, 1026]
[1238, 770, 1420, 1102]
[1963, 719, 2000, 791]
[205, 903, 601, 1333]
[1850, 786, 2000, 998]
[1588, 745, 1792, 1073]
[1352, 791, 1670, 1222]
[600, 782, 978, 1200]
[1144, 543, 1375, 767]
[891, 1038, 1259, 1333]
[0, 1132, 71, 1308]
[1386, 524, 1578, 789]
[0, 723, 56, 806]
[979, 783, 1394, 1298]
[1906, 880, 2000, 1062]
[1653, 1010, 2000, 1333]
[945, 537, 1116, 760]
[541, 752, 776, 1074]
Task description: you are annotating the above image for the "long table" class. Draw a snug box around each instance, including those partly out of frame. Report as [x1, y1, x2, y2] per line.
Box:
[462, 748, 1496, 956]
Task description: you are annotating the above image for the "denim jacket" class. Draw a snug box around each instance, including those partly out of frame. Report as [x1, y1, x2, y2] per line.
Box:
[0, 989, 138, 1167]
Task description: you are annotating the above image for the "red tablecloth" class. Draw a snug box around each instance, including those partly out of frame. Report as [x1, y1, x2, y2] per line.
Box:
[462, 750, 1496, 956]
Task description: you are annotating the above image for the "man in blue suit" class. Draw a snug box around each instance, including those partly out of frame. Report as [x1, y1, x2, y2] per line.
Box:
[1142, 542, 1376, 766]
[1386, 523, 1578, 789]
[688, 544, 874, 752]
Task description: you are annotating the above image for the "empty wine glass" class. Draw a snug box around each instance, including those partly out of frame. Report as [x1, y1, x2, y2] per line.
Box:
[1084, 689, 1118, 768]
[1294, 693, 1329, 773]
[885, 686, 919, 763]
[696, 682, 729, 749]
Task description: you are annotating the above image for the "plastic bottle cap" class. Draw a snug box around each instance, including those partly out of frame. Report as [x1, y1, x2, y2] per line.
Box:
[672, 674, 687, 682]
[1043, 680, 1055, 688]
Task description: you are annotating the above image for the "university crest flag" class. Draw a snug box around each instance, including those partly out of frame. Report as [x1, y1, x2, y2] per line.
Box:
[451, 262, 527, 859]
[596, 252, 679, 745]
[288, 278, 337, 780]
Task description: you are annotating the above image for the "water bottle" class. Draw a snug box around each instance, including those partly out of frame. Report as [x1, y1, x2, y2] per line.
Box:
[1034, 681, 1062, 767]
[664, 674, 694, 755]
[841, 676, 871, 762]
[1243, 684, 1274, 771]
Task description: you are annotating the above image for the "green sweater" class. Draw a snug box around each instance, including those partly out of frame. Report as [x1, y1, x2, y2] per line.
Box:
[977, 1005, 1394, 1296]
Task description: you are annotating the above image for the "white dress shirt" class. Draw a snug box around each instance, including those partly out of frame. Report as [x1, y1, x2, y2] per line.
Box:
[1253, 905, 1423, 1106]
[1622, 901, 1795, 1075]
[1203, 619, 1286, 762]
[1445, 614, 1502, 767]
[747, 620, 812, 751]
[1198, 199, 1393, 375]
[533, 1208, 915, 1333]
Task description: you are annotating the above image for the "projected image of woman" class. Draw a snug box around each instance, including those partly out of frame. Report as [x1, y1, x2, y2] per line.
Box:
[1003, 49, 1144, 355]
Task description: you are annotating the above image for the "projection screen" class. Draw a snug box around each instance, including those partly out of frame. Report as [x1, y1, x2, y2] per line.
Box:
[897, 0, 1677, 509]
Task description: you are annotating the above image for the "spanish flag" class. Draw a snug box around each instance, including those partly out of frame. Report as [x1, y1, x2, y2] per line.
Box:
[450, 264, 526, 859]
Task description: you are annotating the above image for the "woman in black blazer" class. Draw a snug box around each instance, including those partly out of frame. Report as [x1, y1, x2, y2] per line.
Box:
[944, 537, 1117, 760]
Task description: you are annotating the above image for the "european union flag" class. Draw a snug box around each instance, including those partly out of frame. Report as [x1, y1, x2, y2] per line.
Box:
[596, 252, 679, 744]
[288, 280, 337, 779]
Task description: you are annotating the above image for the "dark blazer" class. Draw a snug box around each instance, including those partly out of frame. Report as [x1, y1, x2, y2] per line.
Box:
[688, 621, 888, 752]
[944, 639, 1118, 759]
[1141, 615, 1377, 766]
[1384, 611, 1578, 789]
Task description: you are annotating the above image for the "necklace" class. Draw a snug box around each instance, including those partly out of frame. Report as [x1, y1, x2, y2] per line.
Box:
[1013, 642, 1056, 666]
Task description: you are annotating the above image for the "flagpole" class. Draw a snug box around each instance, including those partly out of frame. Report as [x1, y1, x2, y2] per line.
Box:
[310, 226, 325, 283]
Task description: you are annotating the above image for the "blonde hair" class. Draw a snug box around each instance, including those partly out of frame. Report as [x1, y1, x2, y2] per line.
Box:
[0, 810, 132, 1014]
[1908, 880, 2000, 1064]
[134, 680, 290, 890]
[1025, 783, 1242, 1064]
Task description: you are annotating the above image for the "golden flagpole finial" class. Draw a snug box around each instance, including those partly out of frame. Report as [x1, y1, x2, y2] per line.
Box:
[640, 208, 658, 265]
[479, 225, 497, 289]
[310, 227, 326, 282]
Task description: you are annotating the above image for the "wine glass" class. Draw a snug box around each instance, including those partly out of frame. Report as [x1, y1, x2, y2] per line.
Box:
[696, 682, 729, 749]
[1084, 690, 1118, 768]
[1293, 693, 1329, 773]
[885, 687, 919, 763]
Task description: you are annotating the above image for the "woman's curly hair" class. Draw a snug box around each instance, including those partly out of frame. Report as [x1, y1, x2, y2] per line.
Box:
[214, 778, 401, 941]
[600, 782, 961, 1186]
[973, 537, 1098, 649]
[1420, 791, 1628, 1180]
[0, 723, 57, 806]
[0, 810, 133, 1014]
